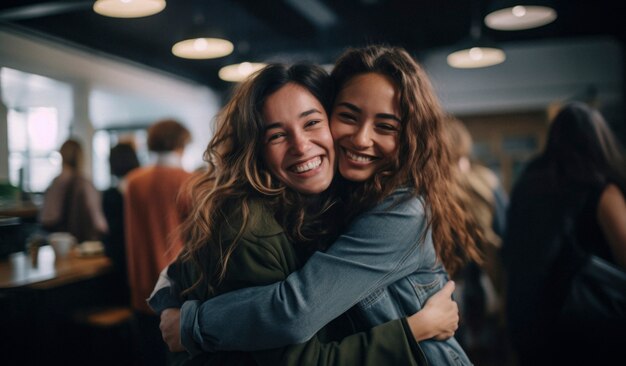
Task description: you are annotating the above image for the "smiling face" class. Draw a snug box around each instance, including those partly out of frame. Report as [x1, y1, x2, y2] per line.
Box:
[262, 82, 335, 194]
[330, 72, 401, 182]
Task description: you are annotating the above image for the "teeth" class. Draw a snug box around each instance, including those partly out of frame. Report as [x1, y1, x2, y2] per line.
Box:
[345, 149, 375, 162]
[293, 156, 322, 173]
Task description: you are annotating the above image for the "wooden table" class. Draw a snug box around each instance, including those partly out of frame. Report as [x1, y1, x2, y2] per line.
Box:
[0, 200, 39, 219]
[0, 245, 127, 364]
[0, 245, 113, 289]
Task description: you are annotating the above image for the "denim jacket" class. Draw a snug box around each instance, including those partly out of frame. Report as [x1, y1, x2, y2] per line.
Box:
[151, 188, 471, 365]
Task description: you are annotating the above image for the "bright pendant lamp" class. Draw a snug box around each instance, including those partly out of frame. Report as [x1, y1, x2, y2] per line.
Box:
[218, 62, 267, 83]
[447, 1, 506, 69]
[447, 43, 506, 69]
[93, 0, 166, 18]
[171, 12, 234, 60]
[484, 1, 557, 30]
[172, 38, 234, 60]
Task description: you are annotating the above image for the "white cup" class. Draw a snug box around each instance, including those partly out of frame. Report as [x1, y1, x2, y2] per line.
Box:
[48, 232, 76, 259]
[79, 240, 104, 256]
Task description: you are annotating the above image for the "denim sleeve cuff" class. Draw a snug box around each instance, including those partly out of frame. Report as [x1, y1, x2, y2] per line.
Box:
[147, 287, 183, 314]
[181, 300, 204, 356]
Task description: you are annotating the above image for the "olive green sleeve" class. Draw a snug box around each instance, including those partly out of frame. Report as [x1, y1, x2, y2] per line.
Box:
[205, 233, 424, 366]
[252, 318, 424, 366]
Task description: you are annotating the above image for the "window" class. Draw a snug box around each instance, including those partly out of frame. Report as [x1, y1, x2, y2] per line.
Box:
[2, 67, 72, 196]
[8, 107, 61, 193]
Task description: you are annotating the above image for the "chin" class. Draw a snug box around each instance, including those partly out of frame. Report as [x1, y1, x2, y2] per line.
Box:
[295, 180, 332, 195]
[298, 187, 325, 195]
[339, 160, 377, 181]
[340, 170, 371, 182]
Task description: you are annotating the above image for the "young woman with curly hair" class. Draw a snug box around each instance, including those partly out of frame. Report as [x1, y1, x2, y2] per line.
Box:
[150, 60, 463, 365]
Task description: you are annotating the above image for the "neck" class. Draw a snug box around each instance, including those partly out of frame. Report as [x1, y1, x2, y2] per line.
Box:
[62, 165, 78, 174]
[154, 151, 183, 168]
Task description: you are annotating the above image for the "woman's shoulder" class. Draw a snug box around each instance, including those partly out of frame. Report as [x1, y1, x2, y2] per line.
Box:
[246, 199, 285, 238]
[371, 187, 426, 215]
[598, 183, 625, 207]
[221, 199, 284, 240]
[219, 200, 297, 282]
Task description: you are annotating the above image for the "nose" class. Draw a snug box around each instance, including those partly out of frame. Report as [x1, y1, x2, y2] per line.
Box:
[289, 130, 311, 155]
[350, 124, 373, 149]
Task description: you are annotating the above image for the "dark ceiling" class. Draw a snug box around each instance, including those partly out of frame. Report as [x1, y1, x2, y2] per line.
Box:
[1, 0, 624, 92]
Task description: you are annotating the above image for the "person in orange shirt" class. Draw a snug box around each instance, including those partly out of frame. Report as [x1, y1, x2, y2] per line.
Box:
[124, 119, 192, 366]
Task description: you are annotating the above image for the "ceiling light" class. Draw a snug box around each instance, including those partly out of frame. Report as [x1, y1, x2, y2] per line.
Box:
[447, 45, 506, 69]
[93, 0, 166, 18]
[171, 11, 234, 60]
[485, 1, 557, 30]
[219, 62, 267, 83]
[172, 38, 234, 59]
[448, 1, 506, 69]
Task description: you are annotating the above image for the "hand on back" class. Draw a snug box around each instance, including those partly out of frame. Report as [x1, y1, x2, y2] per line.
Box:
[407, 281, 459, 341]
[160, 308, 185, 352]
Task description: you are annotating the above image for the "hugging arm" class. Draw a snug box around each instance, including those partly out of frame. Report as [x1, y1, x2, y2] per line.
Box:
[153, 231, 427, 366]
[160, 280, 458, 354]
[178, 191, 450, 352]
[250, 317, 425, 366]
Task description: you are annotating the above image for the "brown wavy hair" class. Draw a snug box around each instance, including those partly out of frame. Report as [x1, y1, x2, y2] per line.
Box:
[178, 63, 336, 295]
[331, 45, 483, 275]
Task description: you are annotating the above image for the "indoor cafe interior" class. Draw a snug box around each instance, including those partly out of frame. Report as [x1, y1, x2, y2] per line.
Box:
[0, 1, 624, 365]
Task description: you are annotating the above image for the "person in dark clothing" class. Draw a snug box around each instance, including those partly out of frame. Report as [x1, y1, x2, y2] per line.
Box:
[502, 102, 626, 365]
[102, 142, 140, 291]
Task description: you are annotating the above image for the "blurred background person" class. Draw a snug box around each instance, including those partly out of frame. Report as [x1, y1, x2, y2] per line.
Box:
[124, 119, 192, 366]
[503, 102, 626, 365]
[39, 138, 108, 243]
[102, 142, 140, 300]
[444, 117, 509, 366]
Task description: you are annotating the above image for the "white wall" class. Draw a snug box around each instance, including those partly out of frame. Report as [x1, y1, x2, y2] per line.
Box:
[423, 36, 624, 116]
[0, 27, 221, 183]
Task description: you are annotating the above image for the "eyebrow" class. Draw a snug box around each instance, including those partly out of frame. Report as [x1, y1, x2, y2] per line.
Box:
[336, 102, 401, 123]
[264, 108, 323, 131]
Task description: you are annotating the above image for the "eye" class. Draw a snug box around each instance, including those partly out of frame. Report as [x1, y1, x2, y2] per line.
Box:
[376, 122, 399, 131]
[376, 121, 402, 133]
[337, 112, 357, 123]
[305, 119, 322, 128]
[266, 132, 286, 143]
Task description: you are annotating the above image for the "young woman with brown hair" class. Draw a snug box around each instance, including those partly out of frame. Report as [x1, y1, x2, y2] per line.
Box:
[150, 61, 462, 365]
[155, 45, 483, 365]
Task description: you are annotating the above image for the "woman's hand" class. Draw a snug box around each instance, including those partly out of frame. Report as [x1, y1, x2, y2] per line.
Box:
[160, 308, 185, 352]
[407, 281, 459, 342]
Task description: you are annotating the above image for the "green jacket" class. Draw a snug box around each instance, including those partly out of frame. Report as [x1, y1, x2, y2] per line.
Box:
[172, 199, 424, 366]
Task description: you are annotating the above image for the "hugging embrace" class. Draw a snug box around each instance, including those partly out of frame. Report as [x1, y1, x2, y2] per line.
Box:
[149, 44, 484, 366]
